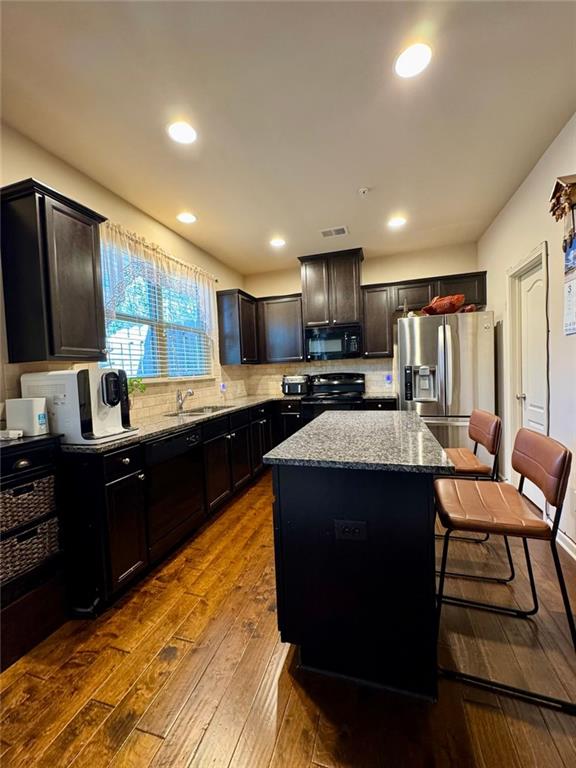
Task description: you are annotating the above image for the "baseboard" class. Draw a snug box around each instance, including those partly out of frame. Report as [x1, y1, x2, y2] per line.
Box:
[556, 529, 576, 561]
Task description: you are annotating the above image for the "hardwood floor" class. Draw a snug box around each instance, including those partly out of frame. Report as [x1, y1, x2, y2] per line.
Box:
[1, 471, 575, 767]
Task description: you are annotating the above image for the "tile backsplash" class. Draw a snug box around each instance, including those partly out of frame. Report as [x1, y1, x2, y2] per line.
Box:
[1, 357, 396, 427]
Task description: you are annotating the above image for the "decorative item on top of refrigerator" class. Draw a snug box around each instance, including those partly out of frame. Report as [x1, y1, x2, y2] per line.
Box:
[20, 368, 137, 445]
[398, 312, 495, 448]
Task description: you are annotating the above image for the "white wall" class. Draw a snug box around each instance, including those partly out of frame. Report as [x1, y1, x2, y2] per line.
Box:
[244, 242, 477, 297]
[478, 113, 576, 547]
[0, 125, 248, 413]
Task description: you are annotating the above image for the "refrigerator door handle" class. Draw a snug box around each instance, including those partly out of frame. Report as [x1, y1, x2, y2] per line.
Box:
[445, 323, 454, 407]
[437, 325, 445, 410]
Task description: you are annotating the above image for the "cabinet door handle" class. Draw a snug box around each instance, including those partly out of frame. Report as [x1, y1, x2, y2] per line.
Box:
[13, 458, 32, 471]
[259, 419, 267, 425]
[230, 432, 236, 438]
[122, 457, 131, 465]
[137, 473, 146, 481]
[226, 434, 232, 440]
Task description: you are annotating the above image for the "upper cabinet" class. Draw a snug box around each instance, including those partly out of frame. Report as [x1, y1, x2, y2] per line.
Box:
[258, 294, 304, 364]
[362, 285, 393, 358]
[299, 249, 363, 327]
[391, 280, 436, 312]
[435, 272, 487, 306]
[1, 179, 107, 363]
[217, 289, 259, 365]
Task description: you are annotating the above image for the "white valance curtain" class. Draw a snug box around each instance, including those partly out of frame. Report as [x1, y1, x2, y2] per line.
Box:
[100, 221, 218, 378]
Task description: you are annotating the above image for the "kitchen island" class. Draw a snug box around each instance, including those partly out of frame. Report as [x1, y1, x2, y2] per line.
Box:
[264, 410, 453, 701]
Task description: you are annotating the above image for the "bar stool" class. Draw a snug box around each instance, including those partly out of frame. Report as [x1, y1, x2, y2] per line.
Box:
[435, 410, 513, 583]
[435, 427, 575, 714]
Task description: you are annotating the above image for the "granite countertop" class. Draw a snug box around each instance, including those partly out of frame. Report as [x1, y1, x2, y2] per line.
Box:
[263, 411, 453, 474]
[59, 395, 294, 454]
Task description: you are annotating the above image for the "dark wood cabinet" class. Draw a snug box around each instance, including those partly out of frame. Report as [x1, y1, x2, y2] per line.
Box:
[230, 424, 252, 489]
[59, 444, 149, 615]
[250, 406, 273, 474]
[329, 250, 363, 325]
[106, 471, 148, 593]
[280, 412, 303, 440]
[203, 411, 253, 512]
[204, 433, 233, 511]
[258, 295, 304, 363]
[300, 249, 363, 327]
[392, 280, 436, 312]
[435, 272, 487, 306]
[362, 285, 393, 358]
[300, 257, 330, 326]
[217, 289, 259, 365]
[1, 178, 107, 363]
[0, 435, 66, 670]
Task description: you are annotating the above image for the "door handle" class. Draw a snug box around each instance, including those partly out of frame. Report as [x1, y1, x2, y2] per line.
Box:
[445, 323, 453, 407]
[516, 393, 527, 400]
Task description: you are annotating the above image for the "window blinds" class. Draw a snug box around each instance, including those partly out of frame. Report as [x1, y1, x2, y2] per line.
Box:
[100, 222, 217, 379]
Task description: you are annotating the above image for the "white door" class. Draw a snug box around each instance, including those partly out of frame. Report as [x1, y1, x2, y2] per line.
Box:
[518, 262, 547, 508]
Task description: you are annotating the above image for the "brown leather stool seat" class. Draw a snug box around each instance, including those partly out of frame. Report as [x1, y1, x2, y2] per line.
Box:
[443, 448, 492, 476]
[434, 478, 551, 539]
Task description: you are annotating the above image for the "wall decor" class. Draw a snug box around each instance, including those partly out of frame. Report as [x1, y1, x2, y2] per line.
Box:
[549, 175, 576, 335]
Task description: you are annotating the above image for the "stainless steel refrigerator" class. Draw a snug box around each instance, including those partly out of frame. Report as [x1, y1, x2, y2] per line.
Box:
[398, 312, 495, 449]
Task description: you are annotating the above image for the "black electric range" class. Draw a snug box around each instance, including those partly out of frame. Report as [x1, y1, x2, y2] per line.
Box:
[300, 372, 365, 422]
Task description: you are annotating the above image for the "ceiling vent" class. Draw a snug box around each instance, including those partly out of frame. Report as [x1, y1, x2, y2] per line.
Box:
[320, 225, 349, 239]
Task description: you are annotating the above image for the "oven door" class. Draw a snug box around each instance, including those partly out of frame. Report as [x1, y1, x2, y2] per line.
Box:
[305, 326, 362, 361]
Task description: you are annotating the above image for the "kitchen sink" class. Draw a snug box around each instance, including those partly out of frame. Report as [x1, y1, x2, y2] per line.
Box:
[164, 405, 231, 417]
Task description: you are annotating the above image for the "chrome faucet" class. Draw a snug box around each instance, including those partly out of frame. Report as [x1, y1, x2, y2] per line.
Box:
[176, 388, 194, 413]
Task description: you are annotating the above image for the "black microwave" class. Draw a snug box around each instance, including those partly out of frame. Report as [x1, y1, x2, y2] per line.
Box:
[305, 325, 363, 361]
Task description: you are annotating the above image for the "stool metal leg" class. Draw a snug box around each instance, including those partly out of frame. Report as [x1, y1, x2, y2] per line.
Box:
[440, 537, 539, 618]
[550, 540, 576, 653]
[436, 530, 576, 715]
[436, 534, 515, 584]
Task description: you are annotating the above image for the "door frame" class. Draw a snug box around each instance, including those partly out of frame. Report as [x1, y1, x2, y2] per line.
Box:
[506, 242, 549, 484]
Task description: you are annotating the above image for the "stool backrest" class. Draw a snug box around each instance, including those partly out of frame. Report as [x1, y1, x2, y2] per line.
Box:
[512, 428, 572, 515]
[468, 410, 502, 457]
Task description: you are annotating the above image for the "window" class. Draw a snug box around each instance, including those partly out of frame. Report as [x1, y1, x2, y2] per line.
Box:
[100, 223, 216, 379]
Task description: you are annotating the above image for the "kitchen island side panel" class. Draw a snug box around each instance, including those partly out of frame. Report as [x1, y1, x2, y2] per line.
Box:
[272, 463, 438, 699]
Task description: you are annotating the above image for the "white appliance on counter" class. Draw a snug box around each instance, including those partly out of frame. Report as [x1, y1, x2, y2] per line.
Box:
[398, 312, 495, 448]
[21, 368, 138, 445]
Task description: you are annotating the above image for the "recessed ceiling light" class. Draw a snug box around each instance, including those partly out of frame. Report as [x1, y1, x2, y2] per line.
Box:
[394, 43, 432, 78]
[270, 237, 286, 248]
[177, 211, 197, 224]
[387, 215, 407, 229]
[167, 121, 197, 144]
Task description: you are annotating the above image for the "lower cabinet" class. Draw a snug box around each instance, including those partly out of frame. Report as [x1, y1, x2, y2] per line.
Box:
[203, 411, 255, 513]
[251, 415, 273, 473]
[230, 424, 252, 489]
[106, 471, 148, 592]
[60, 444, 149, 615]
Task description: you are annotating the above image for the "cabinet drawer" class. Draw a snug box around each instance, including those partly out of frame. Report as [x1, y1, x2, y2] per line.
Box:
[363, 399, 398, 411]
[202, 416, 230, 441]
[250, 404, 271, 421]
[103, 445, 143, 483]
[230, 409, 250, 429]
[279, 400, 301, 414]
[0, 444, 58, 480]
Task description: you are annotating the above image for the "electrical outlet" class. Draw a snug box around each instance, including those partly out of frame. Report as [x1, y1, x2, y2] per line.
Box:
[334, 519, 367, 541]
[219, 382, 227, 392]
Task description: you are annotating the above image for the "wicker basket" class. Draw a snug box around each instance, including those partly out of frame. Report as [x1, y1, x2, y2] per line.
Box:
[0, 517, 60, 584]
[0, 475, 56, 534]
